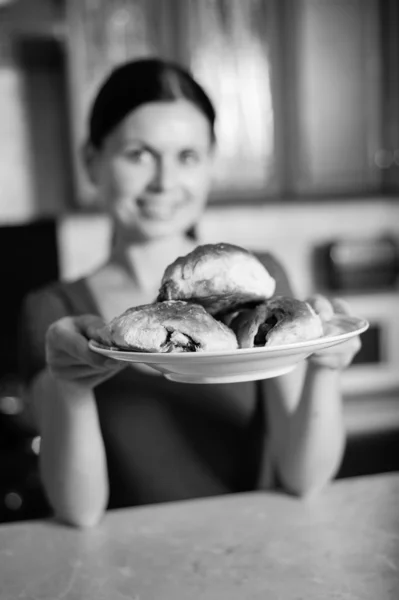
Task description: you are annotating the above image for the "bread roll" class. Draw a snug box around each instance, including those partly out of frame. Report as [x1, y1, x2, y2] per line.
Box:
[227, 296, 324, 348]
[91, 300, 238, 353]
[157, 243, 276, 315]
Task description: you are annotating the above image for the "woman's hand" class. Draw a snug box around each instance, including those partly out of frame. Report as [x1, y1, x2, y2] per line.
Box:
[45, 315, 124, 389]
[306, 294, 361, 370]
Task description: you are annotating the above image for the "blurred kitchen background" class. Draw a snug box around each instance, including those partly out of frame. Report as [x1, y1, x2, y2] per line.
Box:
[1, 0, 399, 523]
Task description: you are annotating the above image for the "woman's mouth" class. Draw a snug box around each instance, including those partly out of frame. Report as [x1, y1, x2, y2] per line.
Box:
[137, 199, 185, 221]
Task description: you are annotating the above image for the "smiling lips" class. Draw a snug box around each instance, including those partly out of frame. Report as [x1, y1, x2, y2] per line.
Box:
[137, 198, 186, 221]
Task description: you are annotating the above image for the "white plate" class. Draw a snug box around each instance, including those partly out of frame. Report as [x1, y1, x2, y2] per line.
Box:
[88, 315, 369, 384]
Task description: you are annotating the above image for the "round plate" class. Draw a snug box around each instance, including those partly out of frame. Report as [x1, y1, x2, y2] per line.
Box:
[88, 315, 369, 384]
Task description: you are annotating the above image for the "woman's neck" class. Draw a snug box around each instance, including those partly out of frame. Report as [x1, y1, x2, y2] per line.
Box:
[109, 234, 196, 292]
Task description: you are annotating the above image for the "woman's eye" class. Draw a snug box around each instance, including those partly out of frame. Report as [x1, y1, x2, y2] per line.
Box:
[124, 149, 150, 163]
[179, 150, 200, 165]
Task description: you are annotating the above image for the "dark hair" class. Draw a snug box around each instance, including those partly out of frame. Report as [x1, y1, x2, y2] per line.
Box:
[88, 57, 216, 149]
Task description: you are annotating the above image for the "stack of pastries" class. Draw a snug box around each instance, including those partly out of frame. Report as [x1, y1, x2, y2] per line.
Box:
[90, 243, 324, 353]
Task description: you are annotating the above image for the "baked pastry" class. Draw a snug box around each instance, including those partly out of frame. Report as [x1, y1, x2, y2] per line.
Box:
[91, 300, 238, 353]
[226, 296, 324, 348]
[157, 243, 276, 315]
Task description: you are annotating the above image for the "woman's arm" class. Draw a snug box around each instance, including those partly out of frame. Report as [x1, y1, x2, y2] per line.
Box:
[253, 251, 343, 495]
[264, 361, 346, 497]
[262, 297, 361, 497]
[23, 314, 124, 528]
[30, 368, 109, 528]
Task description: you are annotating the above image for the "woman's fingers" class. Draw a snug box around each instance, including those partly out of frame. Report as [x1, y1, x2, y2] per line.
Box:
[44, 315, 125, 387]
[48, 343, 124, 386]
[310, 336, 361, 370]
[307, 294, 354, 318]
[307, 294, 335, 321]
[306, 294, 361, 369]
[49, 346, 121, 372]
[49, 362, 104, 381]
[74, 314, 109, 340]
[331, 298, 353, 316]
[49, 360, 121, 382]
[46, 316, 119, 370]
[47, 323, 101, 368]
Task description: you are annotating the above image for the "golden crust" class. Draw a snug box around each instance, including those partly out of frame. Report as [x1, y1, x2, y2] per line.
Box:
[157, 243, 276, 315]
[227, 296, 324, 348]
[92, 300, 238, 353]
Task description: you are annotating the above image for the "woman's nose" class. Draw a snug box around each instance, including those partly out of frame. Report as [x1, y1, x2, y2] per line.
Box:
[149, 158, 178, 192]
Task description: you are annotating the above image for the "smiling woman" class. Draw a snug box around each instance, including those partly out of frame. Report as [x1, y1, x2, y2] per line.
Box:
[17, 57, 361, 528]
[85, 100, 213, 242]
[82, 59, 215, 246]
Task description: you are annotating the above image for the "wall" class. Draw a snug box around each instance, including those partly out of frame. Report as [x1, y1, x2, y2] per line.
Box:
[57, 198, 399, 298]
[0, 36, 72, 222]
[0, 64, 35, 220]
[199, 199, 399, 296]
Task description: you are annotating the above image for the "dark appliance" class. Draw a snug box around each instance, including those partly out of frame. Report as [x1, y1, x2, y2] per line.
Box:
[314, 234, 399, 292]
[0, 219, 58, 523]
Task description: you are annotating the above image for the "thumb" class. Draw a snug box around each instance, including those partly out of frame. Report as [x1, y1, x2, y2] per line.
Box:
[74, 314, 109, 340]
[331, 298, 353, 316]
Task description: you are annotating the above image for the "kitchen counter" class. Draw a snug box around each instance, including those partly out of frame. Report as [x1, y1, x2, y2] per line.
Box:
[1, 473, 398, 599]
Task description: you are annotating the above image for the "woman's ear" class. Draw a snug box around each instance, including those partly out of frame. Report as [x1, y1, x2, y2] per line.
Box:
[81, 141, 100, 186]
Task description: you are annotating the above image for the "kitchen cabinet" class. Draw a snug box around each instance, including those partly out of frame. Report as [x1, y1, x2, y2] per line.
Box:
[63, 0, 398, 204]
[2, 0, 399, 206]
[177, 0, 279, 198]
[63, 0, 280, 206]
[64, 0, 173, 206]
[380, 0, 399, 191]
[1, 0, 64, 38]
[1, 1, 72, 218]
[286, 0, 384, 195]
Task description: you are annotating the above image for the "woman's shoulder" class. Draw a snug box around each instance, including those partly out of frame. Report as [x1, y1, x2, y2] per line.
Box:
[252, 249, 286, 273]
[252, 250, 294, 297]
[23, 277, 95, 317]
[24, 279, 70, 303]
[21, 280, 69, 318]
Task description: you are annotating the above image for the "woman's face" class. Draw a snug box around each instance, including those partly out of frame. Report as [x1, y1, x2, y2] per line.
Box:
[89, 100, 214, 241]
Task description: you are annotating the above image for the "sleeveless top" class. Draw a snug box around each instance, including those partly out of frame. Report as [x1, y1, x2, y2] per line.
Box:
[18, 252, 293, 509]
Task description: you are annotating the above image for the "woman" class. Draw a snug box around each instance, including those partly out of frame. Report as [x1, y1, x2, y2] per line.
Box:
[19, 58, 360, 528]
